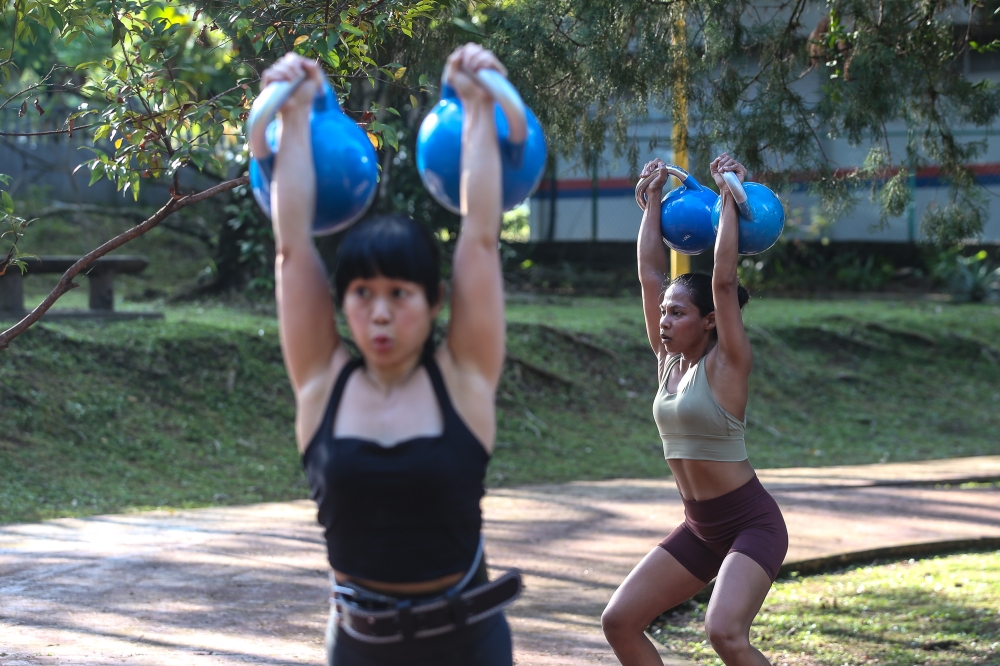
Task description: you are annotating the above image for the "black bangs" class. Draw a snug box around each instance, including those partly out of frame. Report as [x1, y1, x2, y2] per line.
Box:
[333, 214, 442, 307]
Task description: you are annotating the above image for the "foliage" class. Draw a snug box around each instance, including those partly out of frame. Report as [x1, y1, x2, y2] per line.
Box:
[501, 203, 530, 242]
[0, 0, 470, 326]
[485, 0, 1000, 245]
[932, 247, 1000, 301]
[0, 172, 31, 276]
[0, 1, 443, 195]
[652, 551, 1000, 665]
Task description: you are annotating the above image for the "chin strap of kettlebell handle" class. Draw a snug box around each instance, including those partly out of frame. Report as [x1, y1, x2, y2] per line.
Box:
[634, 165, 692, 211]
[246, 71, 308, 161]
[720, 171, 754, 221]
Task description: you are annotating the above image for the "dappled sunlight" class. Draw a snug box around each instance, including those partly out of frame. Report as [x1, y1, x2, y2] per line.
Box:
[3, 460, 1000, 664]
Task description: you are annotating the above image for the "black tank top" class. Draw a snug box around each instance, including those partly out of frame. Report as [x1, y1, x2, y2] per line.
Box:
[302, 354, 489, 583]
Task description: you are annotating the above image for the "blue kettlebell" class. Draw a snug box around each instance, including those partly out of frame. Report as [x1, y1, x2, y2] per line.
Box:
[246, 73, 378, 235]
[712, 172, 785, 255]
[635, 165, 718, 255]
[417, 69, 547, 214]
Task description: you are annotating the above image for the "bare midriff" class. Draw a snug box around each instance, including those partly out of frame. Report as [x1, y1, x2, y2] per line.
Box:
[333, 569, 465, 596]
[668, 458, 757, 501]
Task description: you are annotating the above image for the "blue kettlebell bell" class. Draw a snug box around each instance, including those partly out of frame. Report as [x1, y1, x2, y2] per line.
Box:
[712, 172, 785, 255]
[417, 68, 547, 214]
[635, 165, 719, 255]
[246, 73, 378, 235]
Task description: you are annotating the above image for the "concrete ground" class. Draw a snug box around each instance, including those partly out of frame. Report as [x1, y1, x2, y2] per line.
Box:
[1, 456, 999, 666]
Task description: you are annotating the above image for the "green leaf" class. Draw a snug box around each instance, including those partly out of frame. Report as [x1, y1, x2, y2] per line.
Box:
[451, 17, 484, 36]
[1, 191, 14, 215]
[380, 124, 398, 150]
[339, 22, 365, 37]
[88, 162, 106, 186]
[111, 16, 124, 46]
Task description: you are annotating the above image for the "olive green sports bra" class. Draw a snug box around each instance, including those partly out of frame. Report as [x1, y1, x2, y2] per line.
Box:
[652, 354, 748, 462]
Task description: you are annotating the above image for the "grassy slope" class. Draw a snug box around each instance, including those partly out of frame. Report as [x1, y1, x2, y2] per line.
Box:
[498, 295, 1000, 483]
[1, 297, 999, 523]
[652, 550, 1000, 665]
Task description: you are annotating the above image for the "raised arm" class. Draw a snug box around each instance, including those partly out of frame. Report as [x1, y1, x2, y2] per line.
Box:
[636, 159, 670, 360]
[708, 153, 752, 375]
[266, 55, 343, 394]
[444, 44, 506, 387]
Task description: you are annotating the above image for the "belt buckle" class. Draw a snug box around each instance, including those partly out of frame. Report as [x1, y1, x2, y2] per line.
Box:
[444, 587, 468, 628]
[397, 599, 415, 641]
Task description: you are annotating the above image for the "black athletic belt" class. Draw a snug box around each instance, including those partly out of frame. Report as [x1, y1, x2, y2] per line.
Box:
[333, 570, 523, 644]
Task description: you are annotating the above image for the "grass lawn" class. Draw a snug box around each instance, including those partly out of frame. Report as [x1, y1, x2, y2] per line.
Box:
[651, 551, 1000, 665]
[1, 295, 998, 523]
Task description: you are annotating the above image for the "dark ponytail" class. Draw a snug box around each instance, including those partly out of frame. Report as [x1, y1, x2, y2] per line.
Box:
[668, 273, 750, 338]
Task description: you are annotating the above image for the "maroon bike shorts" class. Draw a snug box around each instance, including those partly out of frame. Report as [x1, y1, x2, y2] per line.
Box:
[659, 475, 788, 583]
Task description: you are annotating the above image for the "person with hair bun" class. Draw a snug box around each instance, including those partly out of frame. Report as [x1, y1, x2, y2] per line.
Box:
[602, 154, 788, 666]
[262, 44, 519, 666]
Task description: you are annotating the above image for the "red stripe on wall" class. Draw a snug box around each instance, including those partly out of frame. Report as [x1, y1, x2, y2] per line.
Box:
[533, 163, 1000, 193]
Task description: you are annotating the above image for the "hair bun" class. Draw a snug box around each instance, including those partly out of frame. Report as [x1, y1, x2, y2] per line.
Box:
[737, 284, 751, 310]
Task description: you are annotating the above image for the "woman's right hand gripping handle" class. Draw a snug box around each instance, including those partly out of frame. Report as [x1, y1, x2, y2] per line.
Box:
[444, 44, 508, 393]
[263, 54, 344, 406]
[637, 158, 670, 357]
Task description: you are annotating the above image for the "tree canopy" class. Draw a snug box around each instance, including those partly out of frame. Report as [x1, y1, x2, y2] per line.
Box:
[487, 0, 1000, 245]
[1, 0, 998, 347]
[0, 0, 469, 346]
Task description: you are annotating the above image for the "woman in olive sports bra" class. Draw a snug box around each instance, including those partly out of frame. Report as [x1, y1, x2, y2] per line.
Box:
[601, 154, 788, 666]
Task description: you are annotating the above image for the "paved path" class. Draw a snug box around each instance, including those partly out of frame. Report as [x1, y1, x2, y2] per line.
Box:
[1, 456, 999, 666]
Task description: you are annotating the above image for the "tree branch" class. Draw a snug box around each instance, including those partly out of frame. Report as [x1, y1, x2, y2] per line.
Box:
[0, 175, 249, 350]
[0, 122, 98, 137]
[0, 0, 19, 70]
[0, 65, 62, 112]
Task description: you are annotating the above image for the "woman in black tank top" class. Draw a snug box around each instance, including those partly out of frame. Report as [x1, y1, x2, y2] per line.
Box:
[261, 44, 518, 666]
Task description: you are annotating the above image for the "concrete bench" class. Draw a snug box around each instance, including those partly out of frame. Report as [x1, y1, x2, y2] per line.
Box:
[0, 255, 158, 318]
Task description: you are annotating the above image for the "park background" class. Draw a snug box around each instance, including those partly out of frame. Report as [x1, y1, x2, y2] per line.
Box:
[1, 1, 999, 665]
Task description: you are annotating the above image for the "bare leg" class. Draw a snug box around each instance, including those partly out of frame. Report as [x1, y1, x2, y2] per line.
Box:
[704, 552, 773, 666]
[602, 547, 706, 666]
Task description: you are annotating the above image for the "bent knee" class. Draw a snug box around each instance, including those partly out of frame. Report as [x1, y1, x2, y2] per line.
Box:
[705, 619, 749, 656]
[601, 604, 641, 642]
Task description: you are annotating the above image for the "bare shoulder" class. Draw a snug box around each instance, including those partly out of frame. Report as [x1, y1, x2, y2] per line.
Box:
[707, 338, 753, 377]
[435, 342, 497, 454]
[294, 344, 354, 454]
